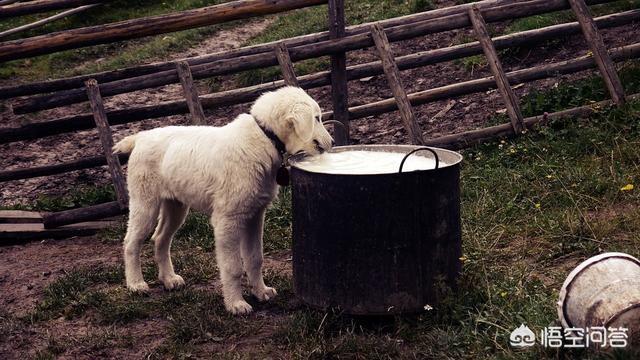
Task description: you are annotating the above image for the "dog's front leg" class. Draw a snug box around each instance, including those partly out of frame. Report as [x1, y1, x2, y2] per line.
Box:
[212, 215, 253, 315]
[241, 208, 277, 302]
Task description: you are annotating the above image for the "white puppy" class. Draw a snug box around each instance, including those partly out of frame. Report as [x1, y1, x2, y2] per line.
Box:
[113, 86, 332, 314]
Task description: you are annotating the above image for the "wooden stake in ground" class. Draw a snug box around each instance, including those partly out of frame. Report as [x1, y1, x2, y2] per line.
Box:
[468, 5, 525, 134]
[371, 23, 424, 145]
[175, 61, 206, 125]
[328, 0, 349, 144]
[274, 42, 299, 87]
[85, 79, 128, 209]
[568, 0, 625, 104]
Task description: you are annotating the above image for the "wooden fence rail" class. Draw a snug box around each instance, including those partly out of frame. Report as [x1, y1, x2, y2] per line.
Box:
[0, 0, 103, 19]
[0, 0, 327, 62]
[0, 0, 520, 99]
[4, 0, 618, 112]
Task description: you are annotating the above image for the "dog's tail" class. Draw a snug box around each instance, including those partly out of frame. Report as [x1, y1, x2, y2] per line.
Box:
[113, 134, 138, 154]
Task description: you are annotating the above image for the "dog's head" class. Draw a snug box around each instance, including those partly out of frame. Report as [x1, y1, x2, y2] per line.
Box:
[251, 86, 333, 156]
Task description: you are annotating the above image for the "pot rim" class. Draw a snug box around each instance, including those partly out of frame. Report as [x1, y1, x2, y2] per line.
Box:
[289, 144, 463, 176]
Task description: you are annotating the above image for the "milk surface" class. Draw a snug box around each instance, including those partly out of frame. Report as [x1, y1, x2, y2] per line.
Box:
[293, 150, 441, 175]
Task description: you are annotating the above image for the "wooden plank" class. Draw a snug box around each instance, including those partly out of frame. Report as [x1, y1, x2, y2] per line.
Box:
[9, 0, 620, 114]
[0, 153, 129, 183]
[328, 0, 349, 145]
[0, 210, 42, 224]
[43, 201, 125, 228]
[85, 79, 128, 209]
[175, 60, 206, 125]
[0, 4, 101, 40]
[371, 23, 424, 145]
[0, 0, 521, 99]
[3, 40, 639, 145]
[0, 221, 117, 244]
[468, 5, 524, 134]
[568, 0, 625, 105]
[0, 0, 102, 19]
[274, 42, 299, 86]
[0, 0, 327, 62]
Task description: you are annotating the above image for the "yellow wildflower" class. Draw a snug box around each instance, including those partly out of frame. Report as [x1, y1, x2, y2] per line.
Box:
[535, 203, 541, 209]
[620, 184, 634, 191]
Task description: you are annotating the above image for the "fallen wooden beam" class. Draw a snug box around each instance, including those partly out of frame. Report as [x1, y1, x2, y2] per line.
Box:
[0, 0, 327, 62]
[0, 221, 117, 245]
[0, 210, 42, 224]
[10, 0, 618, 113]
[1, 8, 638, 144]
[0, 0, 102, 19]
[0, 4, 101, 40]
[0, 0, 520, 99]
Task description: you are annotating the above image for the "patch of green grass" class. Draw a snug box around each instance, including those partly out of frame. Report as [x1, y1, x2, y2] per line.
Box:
[0, 0, 233, 80]
[236, 0, 434, 87]
[506, 0, 640, 34]
[1, 185, 116, 212]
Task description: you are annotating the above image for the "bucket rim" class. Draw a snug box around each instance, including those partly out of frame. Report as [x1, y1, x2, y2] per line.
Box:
[556, 252, 640, 329]
[289, 144, 463, 176]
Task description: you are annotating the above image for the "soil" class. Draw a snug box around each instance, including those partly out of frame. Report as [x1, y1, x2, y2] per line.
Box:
[0, 0, 639, 357]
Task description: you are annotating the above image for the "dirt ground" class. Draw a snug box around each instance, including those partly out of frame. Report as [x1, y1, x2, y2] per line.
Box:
[1, 0, 639, 357]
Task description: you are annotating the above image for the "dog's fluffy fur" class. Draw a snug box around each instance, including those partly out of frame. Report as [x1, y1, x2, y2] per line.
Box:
[114, 87, 332, 314]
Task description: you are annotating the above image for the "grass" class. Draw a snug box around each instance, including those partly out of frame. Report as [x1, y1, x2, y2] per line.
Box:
[235, 0, 434, 87]
[0, 0, 233, 80]
[4, 71, 640, 358]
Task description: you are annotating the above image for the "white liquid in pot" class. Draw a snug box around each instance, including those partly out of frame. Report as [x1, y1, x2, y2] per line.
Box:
[293, 150, 442, 175]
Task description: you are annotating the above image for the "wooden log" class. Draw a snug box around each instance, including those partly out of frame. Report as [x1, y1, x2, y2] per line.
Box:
[568, 0, 626, 105]
[3, 40, 639, 144]
[0, 153, 129, 182]
[175, 61, 206, 125]
[1, 221, 117, 244]
[425, 93, 640, 150]
[371, 23, 424, 145]
[42, 201, 125, 228]
[0, 210, 42, 224]
[469, 6, 524, 133]
[0, 0, 20, 6]
[274, 42, 299, 87]
[0, 4, 101, 40]
[85, 79, 128, 209]
[328, 0, 349, 145]
[0, 0, 327, 62]
[0, 0, 523, 99]
[11, 0, 610, 114]
[0, 0, 102, 19]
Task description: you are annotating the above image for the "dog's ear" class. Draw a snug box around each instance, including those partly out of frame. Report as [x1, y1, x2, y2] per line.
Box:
[288, 103, 315, 141]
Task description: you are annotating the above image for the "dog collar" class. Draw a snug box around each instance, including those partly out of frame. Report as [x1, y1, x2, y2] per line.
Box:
[253, 116, 290, 186]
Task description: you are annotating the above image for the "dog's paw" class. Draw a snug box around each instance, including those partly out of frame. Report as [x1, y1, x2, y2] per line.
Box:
[127, 281, 150, 293]
[253, 286, 278, 301]
[226, 299, 253, 315]
[160, 274, 185, 290]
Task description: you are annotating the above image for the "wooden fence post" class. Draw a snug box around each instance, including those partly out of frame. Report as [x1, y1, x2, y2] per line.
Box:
[468, 6, 525, 134]
[274, 42, 300, 87]
[328, 0, 349, 144]
[84, 79, 129, 210]
[568, 0, 625, 104]
[371, 23, 424, 145]
[175, 61, 206, 125]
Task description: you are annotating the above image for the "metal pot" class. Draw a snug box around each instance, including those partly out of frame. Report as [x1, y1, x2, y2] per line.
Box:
[289, 145, 463, 315]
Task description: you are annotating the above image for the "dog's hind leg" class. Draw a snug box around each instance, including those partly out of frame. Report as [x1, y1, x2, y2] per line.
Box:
[124, 198, 160, 292]
[241, 208, 277, 302]
[152, 199, 189, 291]
[211, 214, 253, 315]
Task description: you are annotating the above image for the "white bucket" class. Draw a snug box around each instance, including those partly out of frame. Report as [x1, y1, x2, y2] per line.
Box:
[557, 252, 640, 347]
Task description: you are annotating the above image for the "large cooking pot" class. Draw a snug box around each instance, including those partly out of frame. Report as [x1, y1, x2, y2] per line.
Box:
[289, 145, 463, 315]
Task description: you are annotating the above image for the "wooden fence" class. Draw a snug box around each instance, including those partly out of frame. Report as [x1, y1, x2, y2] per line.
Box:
[0, 0, 638, 238]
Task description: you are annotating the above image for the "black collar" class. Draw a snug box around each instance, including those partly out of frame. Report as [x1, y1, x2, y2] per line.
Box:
[254, 116, 286, 158]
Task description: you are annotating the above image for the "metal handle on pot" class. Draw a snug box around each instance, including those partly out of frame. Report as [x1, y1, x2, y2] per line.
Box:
[399, 147, 440, 173]
[322, 120, 348, 143]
